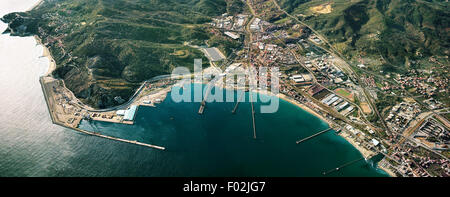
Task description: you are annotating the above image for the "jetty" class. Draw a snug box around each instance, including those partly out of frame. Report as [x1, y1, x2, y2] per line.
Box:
[322, 158, 364, 175]
[250, 91, 257, 139]
[232, 91, 245, 114]
[198, 81, 214, 115]
[296, 127, 333, 144]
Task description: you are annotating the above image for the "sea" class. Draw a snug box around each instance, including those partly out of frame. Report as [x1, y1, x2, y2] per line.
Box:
[0, 0, 388, 177]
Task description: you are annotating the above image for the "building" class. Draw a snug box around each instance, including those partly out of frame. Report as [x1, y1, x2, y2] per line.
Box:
[371, 139, 380, 146]
[324, 97, 339, 106]
[250, 18, 261, 31]
[224, 31, 240, 40]
[123, 105, 138, 121]
[336, 102, 349, 111]
[116, 110, 126, 116]
[321, 94, 335, 103]
[302, 74, 312, 82]
[290, 74, 304, 83]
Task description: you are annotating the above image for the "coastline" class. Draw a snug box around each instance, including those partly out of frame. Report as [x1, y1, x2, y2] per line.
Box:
[34, 32, 166, 150]
[31, 21, 389, 174]
[276, 92, 377, 159]
[277, 93, 332, 126]
[378, 162, 397, 177]
[0, 0, 393, 177]
[194, 82, 382, 164]
[35, 35, 56, 76]
[33, 44, 388, 172]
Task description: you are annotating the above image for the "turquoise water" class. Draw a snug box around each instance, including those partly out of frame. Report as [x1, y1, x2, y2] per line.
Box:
[78, 84, 388, 177]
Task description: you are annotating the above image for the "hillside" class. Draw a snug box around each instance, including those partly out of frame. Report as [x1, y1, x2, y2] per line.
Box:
[2, 0, 231, 108]
[277, 0, 449, 70]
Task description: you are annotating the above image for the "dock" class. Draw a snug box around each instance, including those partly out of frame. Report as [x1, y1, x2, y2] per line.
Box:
[39, 77, 165, 151]
[232, 91, 245, 114]
[296, 127, 333, 144]
[322, 158, 364, 175]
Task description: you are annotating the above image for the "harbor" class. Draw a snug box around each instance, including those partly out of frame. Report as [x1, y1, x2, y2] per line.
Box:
[76, 84, 388, 177]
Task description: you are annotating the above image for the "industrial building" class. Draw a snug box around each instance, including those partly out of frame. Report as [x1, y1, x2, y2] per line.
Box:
[123, 105, 138, 121]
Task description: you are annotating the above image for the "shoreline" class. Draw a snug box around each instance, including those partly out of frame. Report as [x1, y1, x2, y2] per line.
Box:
[190, 82, 383, 163]
[34, 32, 166, 150]
[378, 162, 397, 177]
[35, 35, 56, 76]
[276, 92, 378, 160]
[276, 93, 332, 126]
[32, 32, 389, 175]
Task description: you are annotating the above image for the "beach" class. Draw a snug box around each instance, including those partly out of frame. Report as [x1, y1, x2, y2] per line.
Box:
[277, 93, 332, 126]
[378, 161, 397, 177]
[35, 35, 56, 76]
[276, 92, 381, 161]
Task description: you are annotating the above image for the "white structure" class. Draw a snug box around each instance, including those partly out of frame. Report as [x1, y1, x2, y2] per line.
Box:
[224, 31, 239, 40]
[371, 139, 380, 146]
[116, 110, 126, 116]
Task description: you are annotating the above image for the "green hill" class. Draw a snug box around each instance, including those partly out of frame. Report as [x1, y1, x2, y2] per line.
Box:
[278, 0, 449, 68]
[2, 0, 232, 108]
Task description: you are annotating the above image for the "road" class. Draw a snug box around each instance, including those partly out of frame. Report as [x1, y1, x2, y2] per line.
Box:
[271, 0, 392, 135]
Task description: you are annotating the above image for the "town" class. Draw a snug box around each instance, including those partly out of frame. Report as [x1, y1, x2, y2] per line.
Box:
[204, 0, 449, 177]
[29, 0, 449, 177]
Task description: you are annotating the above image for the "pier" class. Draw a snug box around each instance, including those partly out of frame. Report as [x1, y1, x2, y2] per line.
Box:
[322, 158, 364, 175]
[296, 127, 333, 144]
[250, 91, 257, 139]
[74, 126, 165, 150]
[198, 83, 212, 115]
[232, 91, 245, 114]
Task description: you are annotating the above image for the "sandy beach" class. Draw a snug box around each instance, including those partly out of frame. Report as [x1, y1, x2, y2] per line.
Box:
[34, 35, 56, 76]
[276, 92, 384, 167]
[378, 162, 397, 177]
[277, 93, 332, 126]
[338, 131, 375, 159]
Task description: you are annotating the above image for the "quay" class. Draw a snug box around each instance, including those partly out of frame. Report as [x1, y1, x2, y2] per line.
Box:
[296, 127, 333, 144]
[39, 76, 165, 151]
